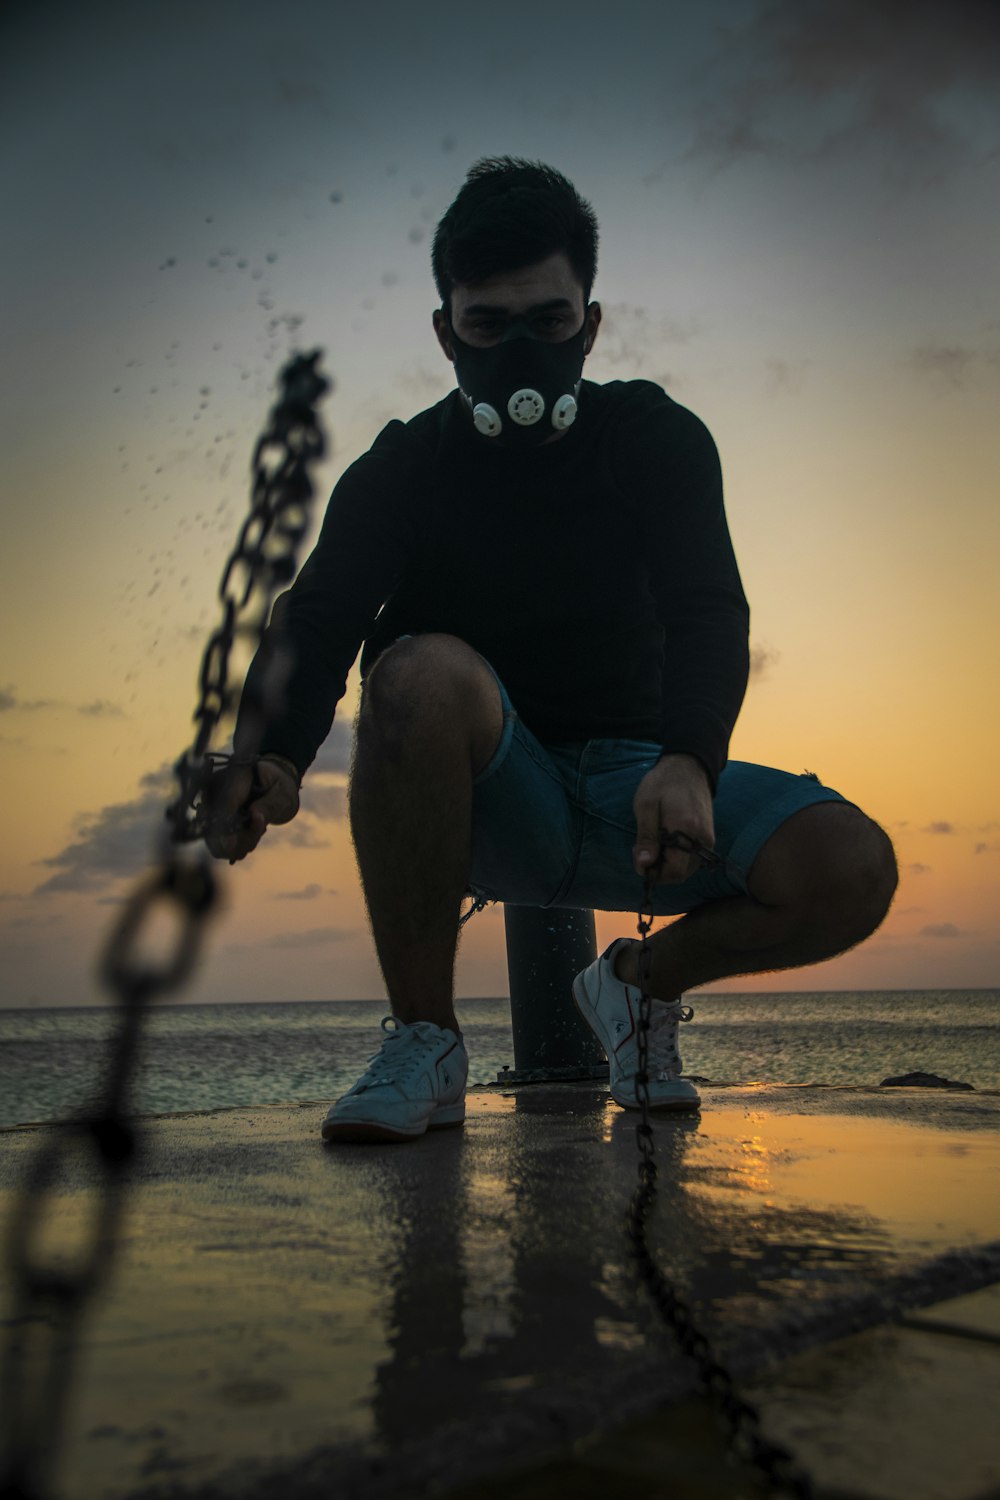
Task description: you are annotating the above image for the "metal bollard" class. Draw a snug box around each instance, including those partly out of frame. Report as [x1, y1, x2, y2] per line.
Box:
[498, 906, 608, 1083]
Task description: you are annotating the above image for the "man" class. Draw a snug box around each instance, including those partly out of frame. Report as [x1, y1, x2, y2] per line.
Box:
[208, 157, 897, 1143]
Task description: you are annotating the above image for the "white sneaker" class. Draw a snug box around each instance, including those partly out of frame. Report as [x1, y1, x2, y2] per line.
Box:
[572, 938, 701, 1111]
[321, 1016, 468, 1143]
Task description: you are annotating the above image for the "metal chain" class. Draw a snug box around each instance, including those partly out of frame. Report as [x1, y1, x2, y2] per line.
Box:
[0, 352, 329, 1500]
[626, 830, 814, 1499]
[168, 350, 329, 845]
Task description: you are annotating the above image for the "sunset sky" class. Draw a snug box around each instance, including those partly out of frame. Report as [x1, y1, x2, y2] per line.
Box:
[2, 0, 998, 1007]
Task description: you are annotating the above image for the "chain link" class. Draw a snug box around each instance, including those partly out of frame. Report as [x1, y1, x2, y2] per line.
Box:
[626, 830, 814, 1499]
[0, 352, 329, 1500]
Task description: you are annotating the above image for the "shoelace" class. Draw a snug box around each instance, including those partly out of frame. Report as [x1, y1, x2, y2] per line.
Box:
[358, 1016, 452, 1087]
[646, 1000, 694, 1078]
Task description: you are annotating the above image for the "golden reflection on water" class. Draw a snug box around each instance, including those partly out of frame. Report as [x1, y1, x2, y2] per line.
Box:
[689, 1106, 1000, 1249]
[736, 1134, 775, 1194]
[461, 1170, 517, 1356]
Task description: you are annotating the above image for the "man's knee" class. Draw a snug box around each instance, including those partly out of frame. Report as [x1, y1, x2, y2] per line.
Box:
[844, 811, 898, 933]
[751, 801, 898, 939]
[357, 633, 503, 769]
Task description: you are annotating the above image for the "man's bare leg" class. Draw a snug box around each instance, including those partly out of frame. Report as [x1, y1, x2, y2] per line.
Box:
[348, 634, 504, 1034]
[614, 802, 898, 994]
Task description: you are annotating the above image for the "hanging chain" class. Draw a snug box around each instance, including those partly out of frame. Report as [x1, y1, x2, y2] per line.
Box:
[626, 830, 814, 1499]
[168, 349, 329, 845]
[0, 351, 329, 1500]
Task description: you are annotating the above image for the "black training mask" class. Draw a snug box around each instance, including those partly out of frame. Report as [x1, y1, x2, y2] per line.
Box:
[448, 315, 589, 447]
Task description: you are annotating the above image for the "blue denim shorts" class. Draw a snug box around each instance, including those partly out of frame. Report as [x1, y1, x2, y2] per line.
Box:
[469, 664, 849, 917]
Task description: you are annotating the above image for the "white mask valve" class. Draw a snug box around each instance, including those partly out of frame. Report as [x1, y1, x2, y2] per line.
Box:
[507, 388, 546, 426]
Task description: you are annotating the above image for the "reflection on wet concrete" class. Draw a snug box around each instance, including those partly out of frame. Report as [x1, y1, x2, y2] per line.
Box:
[1, 1084, 998, 1498]
[741, 1320, 1000, 1500]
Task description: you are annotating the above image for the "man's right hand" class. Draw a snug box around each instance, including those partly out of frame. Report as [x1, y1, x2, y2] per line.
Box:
[203, 757, 300, 863]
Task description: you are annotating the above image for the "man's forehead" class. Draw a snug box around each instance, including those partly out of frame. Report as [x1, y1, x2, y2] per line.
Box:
[460, 295, 576, 318]
[451, 253, 583, 312]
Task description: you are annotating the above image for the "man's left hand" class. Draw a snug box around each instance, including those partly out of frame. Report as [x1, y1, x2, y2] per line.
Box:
[633, 754, 714, 883]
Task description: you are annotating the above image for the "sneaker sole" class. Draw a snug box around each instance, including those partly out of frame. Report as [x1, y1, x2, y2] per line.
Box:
[321, 1103, 466, 1144]
[610, 1087, 701, 1113]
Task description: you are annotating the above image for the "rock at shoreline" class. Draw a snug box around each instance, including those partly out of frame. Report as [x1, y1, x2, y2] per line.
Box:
[880, 1070, 974, 1090]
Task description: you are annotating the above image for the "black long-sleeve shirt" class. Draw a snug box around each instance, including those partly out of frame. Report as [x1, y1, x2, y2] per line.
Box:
[234, 378, 750, 792]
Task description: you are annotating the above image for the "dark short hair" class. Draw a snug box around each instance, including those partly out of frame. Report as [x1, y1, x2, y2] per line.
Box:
[432, 157, 599, 315]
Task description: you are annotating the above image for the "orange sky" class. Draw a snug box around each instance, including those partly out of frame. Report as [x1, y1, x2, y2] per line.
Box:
[2, 0, 999, 1006]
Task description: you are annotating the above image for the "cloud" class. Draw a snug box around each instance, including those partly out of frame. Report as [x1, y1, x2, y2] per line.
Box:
[764, 357, 809, 395]
[267, 821, 332, 849]
[225, 926, 357, 953]
[35, 763, 177, 893]
[299, 781, 347, 820]
[0, 685, 126, 718]
[77, 700, 126, 719]
[0, 685, 54, 712]
[975, 842, 1000, 855]
[266, 926, 356, 949]
[906, 862, 930, 875]
[685, 0, 1000, 183]
[920, 922, 963, 938]
[921, 821, 954, 835]
[749, 642, 780, 679]
[910, 341, 1000, 390]
[272, 882, 335, 900]
[310, 719, 353, 774]
[33, 732, 353, 882]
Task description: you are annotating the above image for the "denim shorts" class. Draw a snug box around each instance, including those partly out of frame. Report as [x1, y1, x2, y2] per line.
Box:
[469, 662, 849, 917]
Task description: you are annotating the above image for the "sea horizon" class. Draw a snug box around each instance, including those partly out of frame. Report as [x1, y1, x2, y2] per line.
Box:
[3, 985, 997, 1014]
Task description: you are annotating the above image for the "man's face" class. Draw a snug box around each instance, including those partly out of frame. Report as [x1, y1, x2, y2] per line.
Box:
[433, 251, 600, 359]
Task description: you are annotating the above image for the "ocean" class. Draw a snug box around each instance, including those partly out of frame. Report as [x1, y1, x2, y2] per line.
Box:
[0, 991, 997, 1129]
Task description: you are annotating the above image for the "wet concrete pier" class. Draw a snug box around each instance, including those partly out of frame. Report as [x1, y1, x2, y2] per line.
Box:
[2, 1082, 999, 1499]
